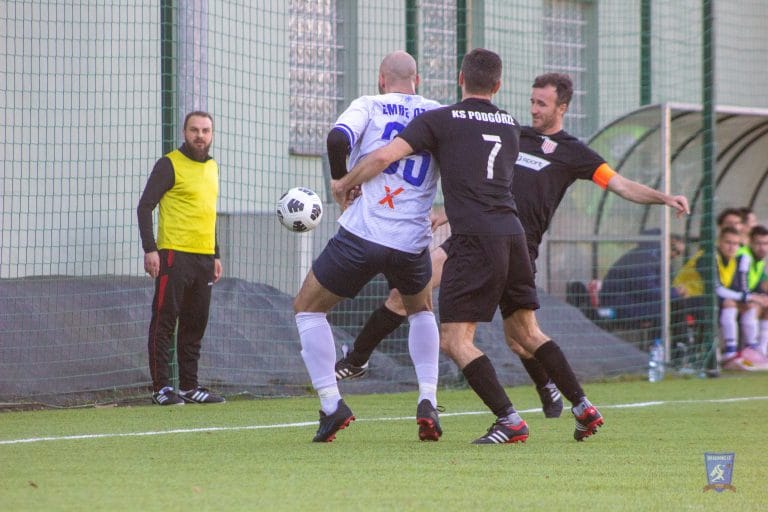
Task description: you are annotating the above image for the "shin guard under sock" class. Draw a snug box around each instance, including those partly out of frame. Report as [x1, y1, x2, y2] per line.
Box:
[520, 356, 551, 389]
[462, 355, 514, 418]
[533, 340, 585, 405]
[349, 305, 406, 366]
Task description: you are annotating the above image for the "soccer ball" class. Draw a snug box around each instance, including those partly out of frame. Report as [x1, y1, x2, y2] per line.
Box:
[276, 187, 324, 232]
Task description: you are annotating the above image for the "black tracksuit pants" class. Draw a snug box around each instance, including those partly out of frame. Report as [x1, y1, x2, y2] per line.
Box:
[148, 249, 215, 392]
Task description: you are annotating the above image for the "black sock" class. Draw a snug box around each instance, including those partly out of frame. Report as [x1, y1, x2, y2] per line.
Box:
[347, 304, 406, 366]
[520, 356, 550, 389]
[533, 340, 585, 405]
[462, 355, 514, 418]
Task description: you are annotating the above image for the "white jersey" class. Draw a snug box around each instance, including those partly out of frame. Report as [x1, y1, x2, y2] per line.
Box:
[334, 93, 441, 253]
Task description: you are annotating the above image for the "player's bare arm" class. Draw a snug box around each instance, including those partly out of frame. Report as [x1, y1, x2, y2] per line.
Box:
[332, 137, 415, 205]
[606, 173, 690, 217]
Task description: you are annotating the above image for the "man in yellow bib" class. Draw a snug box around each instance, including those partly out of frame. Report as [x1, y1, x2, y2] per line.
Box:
[137, 111, 225, 405]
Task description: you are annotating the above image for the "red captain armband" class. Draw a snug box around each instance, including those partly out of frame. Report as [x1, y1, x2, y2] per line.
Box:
[592, 163, 617, 190]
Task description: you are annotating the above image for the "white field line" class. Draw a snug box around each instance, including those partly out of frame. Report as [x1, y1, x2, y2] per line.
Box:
[1, 395, 766, 446]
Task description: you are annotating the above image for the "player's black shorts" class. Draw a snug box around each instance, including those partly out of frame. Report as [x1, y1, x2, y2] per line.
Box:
[312, 226, 432, 299]
[438, 233, 539, 323]
[441, 236, 538, 274]
[525, 236, 538, 274]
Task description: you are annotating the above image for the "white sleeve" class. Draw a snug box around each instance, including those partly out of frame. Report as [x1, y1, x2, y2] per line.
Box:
[715, 284, 746, 302]
[333, 96, 372, 149]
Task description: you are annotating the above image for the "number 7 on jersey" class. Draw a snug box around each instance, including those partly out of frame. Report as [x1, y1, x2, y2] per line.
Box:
[482, 134, 501, 179]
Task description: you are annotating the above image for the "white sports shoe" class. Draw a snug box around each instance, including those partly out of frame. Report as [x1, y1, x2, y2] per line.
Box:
[739, 347, 768, 371]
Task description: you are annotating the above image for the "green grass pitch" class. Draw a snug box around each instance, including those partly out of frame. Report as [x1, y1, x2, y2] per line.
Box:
[2, 373, 766, 511]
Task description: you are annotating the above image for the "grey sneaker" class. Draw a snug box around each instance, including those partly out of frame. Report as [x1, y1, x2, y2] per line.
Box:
[179, 386, 225, 404]
[152, 386, 185, 406]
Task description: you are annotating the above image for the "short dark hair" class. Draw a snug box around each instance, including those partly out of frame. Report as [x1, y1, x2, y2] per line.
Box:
[738, 206, 754, 221]
[532, 73, 573, 106]
[716, 207, 742, 227]
[460, 48, 502, 94]
[183, 110, 214, 130]
[750, 224, 768, 239]
[719, 226, 740, 238]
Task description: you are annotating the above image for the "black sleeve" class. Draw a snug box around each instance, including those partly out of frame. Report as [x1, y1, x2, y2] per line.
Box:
[136, 157, 174, 253]
[397, 112, 435, 154]
[326, 127, 351, 180]
[577, 145, 608, 181]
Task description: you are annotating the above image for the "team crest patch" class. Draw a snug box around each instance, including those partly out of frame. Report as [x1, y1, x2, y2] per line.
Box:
[541, 136, 558, 154]
[703, 452, 736, 492]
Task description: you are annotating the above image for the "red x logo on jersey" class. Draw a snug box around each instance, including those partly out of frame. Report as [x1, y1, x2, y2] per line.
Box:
[378, 186, 404, 209]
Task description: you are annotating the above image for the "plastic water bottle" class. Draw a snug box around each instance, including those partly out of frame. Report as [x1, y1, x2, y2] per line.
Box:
[648, 339, 665, 382]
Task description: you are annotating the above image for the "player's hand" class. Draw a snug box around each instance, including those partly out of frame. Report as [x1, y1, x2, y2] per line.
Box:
[669, 195, 690, 217]
[331, 179, 359, 211]
[347, 185, 362, 207]
[331, 179, 347, 210]
[750, 293, 768, 308]
[430, 210, 448, 231]
[213, 258, 223, 283]
[144, 251, 160, 278]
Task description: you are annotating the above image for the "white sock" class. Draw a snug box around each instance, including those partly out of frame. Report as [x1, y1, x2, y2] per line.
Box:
[759, 320, 768, 356]
[296, 312, 340, 413]
[720, 307, 739, 357]
[317, 385, 342, 415]
[740, 307, 758, 348]
[407, 311, 439, 407]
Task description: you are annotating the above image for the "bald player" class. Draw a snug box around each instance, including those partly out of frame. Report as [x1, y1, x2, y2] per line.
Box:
[294, 51, 444, 443]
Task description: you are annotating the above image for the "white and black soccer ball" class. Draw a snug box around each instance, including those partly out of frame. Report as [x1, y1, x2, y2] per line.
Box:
[276, 187, 324, 232]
